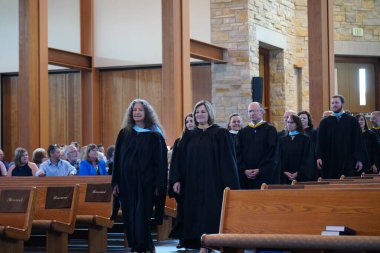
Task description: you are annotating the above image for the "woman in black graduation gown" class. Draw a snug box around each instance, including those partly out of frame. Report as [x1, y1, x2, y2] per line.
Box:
[171, 100, 240, 253]
[168, 113, 194, 248]
[298, 111, 317, 145]
[280, 114, 316, 183]
[112, 99, 167, 253]
[355, 114, 377, 174]
[226, 113, 243, 147]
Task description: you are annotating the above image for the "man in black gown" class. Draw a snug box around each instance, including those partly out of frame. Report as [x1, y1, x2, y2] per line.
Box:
[237, 102, 279, 189]
[316, 95, 365, 179]
[370, 111, 380, 173]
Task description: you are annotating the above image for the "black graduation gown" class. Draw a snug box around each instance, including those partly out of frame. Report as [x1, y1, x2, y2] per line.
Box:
[304, 127, 317, 146]
[167, 137, 184, 239]
[371, 128, 380, 170]
[112, 128, 167, 252]
[280, 134, 317, 183]
[170, 124, 240, 244]
[316, 114, 365, 179]
[237, 122, 279, 189]
[362, 130, 379, 173]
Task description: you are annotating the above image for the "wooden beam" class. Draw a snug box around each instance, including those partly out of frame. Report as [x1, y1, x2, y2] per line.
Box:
[190, 39, 227, 63]
[80, 0, 100, 145]
[48, 48, 92, 70]
[308, 0, 334, 126]
[162, 0, 191, 146]
[19, 0, 49, 152]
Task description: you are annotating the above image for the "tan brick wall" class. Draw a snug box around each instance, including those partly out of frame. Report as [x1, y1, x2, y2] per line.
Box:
[211, 0, 309, 130]
[334, 0, 380, 42]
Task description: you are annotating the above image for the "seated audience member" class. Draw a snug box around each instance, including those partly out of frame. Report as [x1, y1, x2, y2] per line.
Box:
[70, 141, 80, 150]
[356, 113, 377, 174]
[64, 144, 80, 170]
[106, 145, 115, 175]
[279, 115, 316, 183]
[0, 161, 7, 176]
[32, 148, 48, 168]
[36, 144, 77, 176]
[0, 148, 9, 171]
[97, 144, 107, 163]
[79, 144, 107, 175]
[59, 146, 67, 160]
[7, 147, 38, 176]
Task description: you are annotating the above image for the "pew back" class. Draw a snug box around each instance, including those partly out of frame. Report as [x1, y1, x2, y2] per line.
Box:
[220, 188, 380, 236]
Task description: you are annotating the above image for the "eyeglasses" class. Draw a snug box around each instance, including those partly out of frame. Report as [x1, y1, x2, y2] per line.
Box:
[287, 121, 296, 124]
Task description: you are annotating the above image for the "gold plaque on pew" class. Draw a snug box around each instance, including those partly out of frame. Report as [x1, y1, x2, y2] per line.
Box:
[85, 183, 112, 202]
[0, 189, 30, 213]
[45, 187, 74, 209]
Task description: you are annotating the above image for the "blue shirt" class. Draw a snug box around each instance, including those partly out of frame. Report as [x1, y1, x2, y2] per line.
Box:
[78, 159, 107, 175]
[36, 159, 77, 176]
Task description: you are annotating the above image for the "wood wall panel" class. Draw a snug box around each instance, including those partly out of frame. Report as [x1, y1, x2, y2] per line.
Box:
[2, 65, 211, 155]
[66, 73, 82, 144]
[100, 70, 138, 148]
[2, 76, 19, 160]
[138, 69, 163, 121]
[48, 74, 68, 145]
[191, 65, 212, 107]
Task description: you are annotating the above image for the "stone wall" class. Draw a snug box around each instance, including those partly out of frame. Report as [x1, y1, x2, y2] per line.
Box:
[334, 0, 380, 42]
[210, 0, 309, 130]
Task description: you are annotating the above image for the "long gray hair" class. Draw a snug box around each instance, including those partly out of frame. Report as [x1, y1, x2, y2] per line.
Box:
[121, 99, 164, 134]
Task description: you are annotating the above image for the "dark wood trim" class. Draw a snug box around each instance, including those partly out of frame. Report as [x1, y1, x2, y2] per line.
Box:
[307, 0, 334, 127]
[18, 0, 49, 152]
[259, 48, 271, 122]
[161, 0, 191, 145]
[48, 48, 92, 70]
[80, 0, 100, 145]
[190, 39, 227, 63]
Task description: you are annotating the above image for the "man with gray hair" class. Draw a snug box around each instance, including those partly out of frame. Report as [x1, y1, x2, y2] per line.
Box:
[64, 144, 80, 170]
[237, 102, 279, 189]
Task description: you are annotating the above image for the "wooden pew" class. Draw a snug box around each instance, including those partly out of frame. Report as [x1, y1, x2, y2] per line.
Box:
[0, 187, 37, 253]
[201, 188, 380, 253]
[0, 176, 113, 253]
[262, 182, 380, 190]
[157, 195, 177, 241]
[0, 183, 80, 253]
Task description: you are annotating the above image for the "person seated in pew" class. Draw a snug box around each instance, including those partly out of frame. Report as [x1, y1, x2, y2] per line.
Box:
[0, 160, 7, 176]
[106, 145, 115, 174]
[36, 144, 77, 176]
[280, 115, 317, 183]
[7, 147, 38, 176]
[0, 148, 10, 171]
[64, 144, 80, 170]
[78, 144, 107, 175]
[356, 113, 378, 174]
[32, 147, 48, 168]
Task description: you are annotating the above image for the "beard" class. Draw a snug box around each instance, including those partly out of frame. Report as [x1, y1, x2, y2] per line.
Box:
[332, 105, 343, 113]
